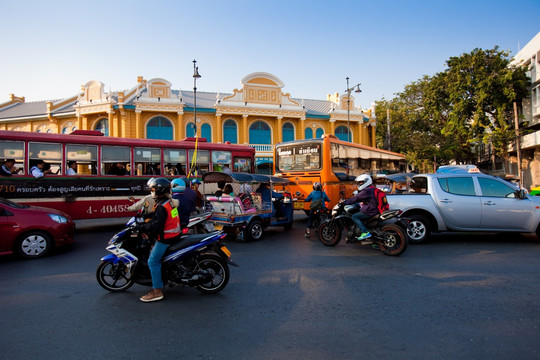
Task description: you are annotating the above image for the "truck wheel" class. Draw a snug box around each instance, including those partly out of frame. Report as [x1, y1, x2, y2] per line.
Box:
[407, 215, 431, 243]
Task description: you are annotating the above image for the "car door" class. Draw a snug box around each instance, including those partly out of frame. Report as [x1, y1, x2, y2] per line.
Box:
[477, 177, 532, 231]
[0, 205, 17, 253]
[434, 176, 482, 229]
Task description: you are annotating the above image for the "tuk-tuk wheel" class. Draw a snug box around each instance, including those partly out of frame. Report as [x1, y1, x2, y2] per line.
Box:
[245, 219, 263, 241]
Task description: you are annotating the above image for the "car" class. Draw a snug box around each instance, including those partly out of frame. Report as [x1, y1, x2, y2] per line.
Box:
[0, 197, 75, 259]
[387, 172, 540, 243]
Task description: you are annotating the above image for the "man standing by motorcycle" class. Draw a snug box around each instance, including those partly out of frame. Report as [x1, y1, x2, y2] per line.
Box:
[139, 178, 181, 303]
[342, 174, 379, 241]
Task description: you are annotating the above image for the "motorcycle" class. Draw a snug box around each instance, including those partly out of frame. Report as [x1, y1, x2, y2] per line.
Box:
[96, 216, 237, 294]
[318, 202, 408, 256]
[305, 206, 331, 238]
[184, 211, 215, 234]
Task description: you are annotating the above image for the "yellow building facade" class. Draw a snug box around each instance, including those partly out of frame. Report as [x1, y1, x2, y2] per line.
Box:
[0, 72, 380, 173]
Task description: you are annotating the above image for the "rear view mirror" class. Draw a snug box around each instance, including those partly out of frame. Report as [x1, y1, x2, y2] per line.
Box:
[517, 189, 528, 199]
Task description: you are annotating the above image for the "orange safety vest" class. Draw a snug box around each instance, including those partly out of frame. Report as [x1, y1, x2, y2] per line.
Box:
[162, 200, 181, 239]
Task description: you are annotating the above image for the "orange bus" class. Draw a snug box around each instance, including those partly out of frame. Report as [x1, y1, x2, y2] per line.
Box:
[273, 135, 406, 212]
[0, 130, 255, 220]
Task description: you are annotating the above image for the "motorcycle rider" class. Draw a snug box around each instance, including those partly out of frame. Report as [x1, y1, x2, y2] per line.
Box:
[304, 182, 330, 238]
[342, 174, 379, 241]
[171, 178, 192, 229]
[139, 178, 181, 303]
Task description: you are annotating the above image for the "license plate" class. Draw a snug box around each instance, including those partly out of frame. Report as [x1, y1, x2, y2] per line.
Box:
[221, 245, 231, 257]
[214, 223, 223, 230]
[294, 201, 304, 210]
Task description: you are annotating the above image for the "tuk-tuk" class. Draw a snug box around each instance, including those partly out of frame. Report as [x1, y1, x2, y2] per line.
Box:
[201, 172, 294, 241]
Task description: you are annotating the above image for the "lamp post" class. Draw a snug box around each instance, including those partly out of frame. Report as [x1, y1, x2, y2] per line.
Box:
[192, 59, 201, 137]
[345, 77, 361, 142]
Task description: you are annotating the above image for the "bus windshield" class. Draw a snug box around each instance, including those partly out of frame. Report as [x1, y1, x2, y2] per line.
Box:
[275, 141, 322, 172]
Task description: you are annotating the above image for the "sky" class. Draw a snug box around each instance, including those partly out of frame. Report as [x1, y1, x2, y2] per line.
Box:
[1, 0, 539, 110]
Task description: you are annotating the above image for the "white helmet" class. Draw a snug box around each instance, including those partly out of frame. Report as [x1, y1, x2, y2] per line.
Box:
[355, 174, 372, 192]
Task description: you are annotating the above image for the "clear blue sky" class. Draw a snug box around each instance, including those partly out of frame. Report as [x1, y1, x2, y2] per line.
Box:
[1, 0, 539, 110]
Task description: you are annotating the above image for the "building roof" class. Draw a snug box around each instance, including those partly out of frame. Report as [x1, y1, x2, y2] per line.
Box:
[0, 89, 369, 121]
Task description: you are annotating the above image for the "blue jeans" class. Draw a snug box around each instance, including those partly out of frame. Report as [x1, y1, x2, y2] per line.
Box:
[148, 241, 170, 289]
[351, 211, 371, 233]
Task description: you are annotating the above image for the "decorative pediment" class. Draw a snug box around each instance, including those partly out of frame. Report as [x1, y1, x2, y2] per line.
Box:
[221, 72, 300, 108]
[147, 78, 172, 99]
[81, 80, 106, 102]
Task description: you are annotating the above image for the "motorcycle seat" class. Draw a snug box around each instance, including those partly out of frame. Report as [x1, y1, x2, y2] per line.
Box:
[168, 232, 220, 252]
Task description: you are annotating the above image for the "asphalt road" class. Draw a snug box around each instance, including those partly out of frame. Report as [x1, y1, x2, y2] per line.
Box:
[1, 215, 539, 360]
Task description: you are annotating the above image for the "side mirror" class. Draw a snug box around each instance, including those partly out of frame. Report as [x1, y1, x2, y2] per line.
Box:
[517, 189, 528, 199]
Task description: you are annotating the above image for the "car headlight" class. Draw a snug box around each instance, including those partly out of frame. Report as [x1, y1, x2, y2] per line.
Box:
[48, 214, 69, 224]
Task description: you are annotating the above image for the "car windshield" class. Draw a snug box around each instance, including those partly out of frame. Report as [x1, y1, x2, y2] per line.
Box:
[0, 197, 29, 209]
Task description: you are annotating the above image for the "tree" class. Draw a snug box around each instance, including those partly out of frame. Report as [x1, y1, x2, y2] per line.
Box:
[430, 47, 529, 165]
[375, 47, 530, 170]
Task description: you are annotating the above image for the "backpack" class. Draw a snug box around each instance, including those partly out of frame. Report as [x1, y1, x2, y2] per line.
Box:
[373, 187, 389, 214]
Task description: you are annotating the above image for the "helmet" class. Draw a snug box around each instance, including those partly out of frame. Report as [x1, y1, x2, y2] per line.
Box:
[149, 178, 171, 198]
[191, 178, 201, 185]
[355, 174, 373, 192]
[171, 178, 186, 193]
[313, 182, 322, 191]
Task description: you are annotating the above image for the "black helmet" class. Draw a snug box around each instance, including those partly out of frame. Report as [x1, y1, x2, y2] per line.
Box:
[313, 182, 322, 191]
[149, 177, 171, 198]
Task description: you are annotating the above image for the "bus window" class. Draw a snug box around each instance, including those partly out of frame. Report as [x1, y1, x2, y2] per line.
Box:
[234, 157, 252, 173]
[66, 144, 98, 175]
[134, 147, 161, 175]
[164, 149, 187, 175]
[275, 142, 322, 172]
[0, 140, 25, 175]
[188, 149, 210, 175]
[102, 145, 130, 175]
[212, 151, 232, 172]
[29, 142, 62, 175]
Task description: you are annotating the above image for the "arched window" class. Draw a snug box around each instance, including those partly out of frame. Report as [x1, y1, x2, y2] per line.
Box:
[186, 122, 196, 138]
[304, 128, 313, 139]
[147, 116, 173, 140]
[223, 119, 237, 143]
[315, 128, 324, 138]
[249, 121, 271, 144]
[335, 126, 351, 142]
[62, 122, 77, 134]
[95, 119, 109, 136]
[282, 122, 294, 142]
[201, 123, 211, 142]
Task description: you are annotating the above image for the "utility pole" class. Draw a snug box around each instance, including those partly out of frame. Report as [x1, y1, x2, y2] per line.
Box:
[513, 101, 523, 187]
[386, 107, 391, 151]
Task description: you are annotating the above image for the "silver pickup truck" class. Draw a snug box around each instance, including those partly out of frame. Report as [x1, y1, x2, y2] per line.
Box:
[387, 172, 540, 243]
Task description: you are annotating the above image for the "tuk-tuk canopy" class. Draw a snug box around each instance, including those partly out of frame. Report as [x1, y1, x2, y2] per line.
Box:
[202, 171, 289, 184]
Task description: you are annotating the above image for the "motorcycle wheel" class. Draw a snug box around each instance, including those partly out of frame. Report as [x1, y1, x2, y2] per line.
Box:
[377, 224, 408, 256]
[195, 254, 230, 294]
[318, 221, 342, 247]
[96, 261, 134, 292]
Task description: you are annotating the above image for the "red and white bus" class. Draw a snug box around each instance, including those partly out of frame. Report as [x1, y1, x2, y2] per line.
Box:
[0, 130, 255, 220]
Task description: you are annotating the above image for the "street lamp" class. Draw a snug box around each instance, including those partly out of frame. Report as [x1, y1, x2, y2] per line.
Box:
[345, 77, 361, 142]
[188, 60, 202, 178]
[192, 59, 201, 137]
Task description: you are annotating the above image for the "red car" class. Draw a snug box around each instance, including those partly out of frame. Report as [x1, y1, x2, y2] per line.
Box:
[0, 197, 75, 259]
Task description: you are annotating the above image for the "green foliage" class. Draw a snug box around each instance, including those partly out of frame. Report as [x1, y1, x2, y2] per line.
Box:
[376, 47, 530, 167]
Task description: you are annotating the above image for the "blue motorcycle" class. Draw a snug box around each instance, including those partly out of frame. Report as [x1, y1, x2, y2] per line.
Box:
[96, 217, 237, 294]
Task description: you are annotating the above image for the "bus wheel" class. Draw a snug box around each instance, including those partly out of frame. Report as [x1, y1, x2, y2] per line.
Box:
[245, 219, 263, 242]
